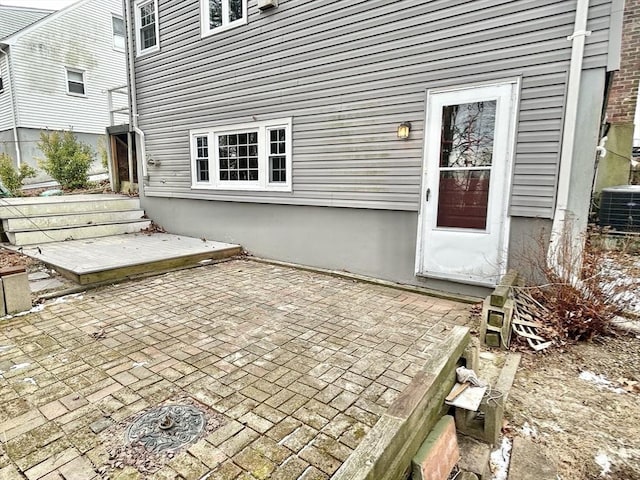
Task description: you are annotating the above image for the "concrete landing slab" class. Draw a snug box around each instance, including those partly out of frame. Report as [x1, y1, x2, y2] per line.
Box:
[508, 436, 557, 480]
[6, 233, 242, 285]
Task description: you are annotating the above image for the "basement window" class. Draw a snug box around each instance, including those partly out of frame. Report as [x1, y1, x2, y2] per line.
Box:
[65, 68, 85, 96]
[190, 118, 292, 192]
[201, 0, 247, 37]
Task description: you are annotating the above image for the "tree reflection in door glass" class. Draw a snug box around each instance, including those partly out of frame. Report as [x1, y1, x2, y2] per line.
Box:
[437, 100, 496, 230]
[440, 101, 496, 168]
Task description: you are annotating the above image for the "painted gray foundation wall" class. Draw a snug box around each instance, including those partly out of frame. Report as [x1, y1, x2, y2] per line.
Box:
[0, 128, 17, 161]
[507, 216, 553, 285]
[141, 195, 494, 297]
[9, 127, 107, 184]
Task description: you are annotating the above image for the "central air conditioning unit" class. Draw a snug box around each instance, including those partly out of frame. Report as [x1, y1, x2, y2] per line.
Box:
[599, 185, 640, 232]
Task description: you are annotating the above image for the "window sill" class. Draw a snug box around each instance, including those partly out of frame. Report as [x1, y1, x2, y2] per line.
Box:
[136, 45, 159, 57]
[66, 92, 87, 98]
[201, 18, 247, 38]
[191, 183, 292, 193]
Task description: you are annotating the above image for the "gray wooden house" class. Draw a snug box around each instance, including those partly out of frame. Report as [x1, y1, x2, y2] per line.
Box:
[124, 0, 624, 295]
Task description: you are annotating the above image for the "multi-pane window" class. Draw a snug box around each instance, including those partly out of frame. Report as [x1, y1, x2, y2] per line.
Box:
[195, 136, 210, 182]
[201, 0, 247, 36]
[112, 15, 125, 51]
[191, 119, 292, 191]
[135, 0, 159, 55]
[218, 132, 259, 181]
[66, 68, 85, 95]
[268, 128, 286, 183]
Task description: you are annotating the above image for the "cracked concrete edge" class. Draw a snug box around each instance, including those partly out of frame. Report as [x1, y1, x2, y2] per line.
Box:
[34, 256, 239, 302]
[248, 257, 482, 305]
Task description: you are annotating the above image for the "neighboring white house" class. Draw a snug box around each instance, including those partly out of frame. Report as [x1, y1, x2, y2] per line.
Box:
[0, 0, 127, 183]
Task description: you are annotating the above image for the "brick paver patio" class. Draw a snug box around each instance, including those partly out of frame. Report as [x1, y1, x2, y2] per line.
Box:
[0, 259, 471, 479]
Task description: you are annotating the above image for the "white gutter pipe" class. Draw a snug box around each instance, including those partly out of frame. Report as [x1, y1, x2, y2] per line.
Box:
[547, 0, 591, 277]
[123, 0, 148, 180]
[0, 47, 22, 166]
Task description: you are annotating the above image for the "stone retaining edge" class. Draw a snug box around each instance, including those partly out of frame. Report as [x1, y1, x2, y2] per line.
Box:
[331, 325, 471, 480]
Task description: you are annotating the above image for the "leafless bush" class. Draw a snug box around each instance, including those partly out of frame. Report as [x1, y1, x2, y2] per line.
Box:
[518, 224, 638, 343]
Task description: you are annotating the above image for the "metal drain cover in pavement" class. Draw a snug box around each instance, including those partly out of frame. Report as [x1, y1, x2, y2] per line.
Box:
[126, 404, 206, 453]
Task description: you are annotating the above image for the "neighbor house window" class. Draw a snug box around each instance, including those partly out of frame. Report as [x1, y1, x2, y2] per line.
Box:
[0, 76, 4, 93]
[190, 118, 292, 192]
[112, 14, 125, 51]
[135, 0, 159, 56]
[65, 68, 85, 96]
[200, 0, 247, 37]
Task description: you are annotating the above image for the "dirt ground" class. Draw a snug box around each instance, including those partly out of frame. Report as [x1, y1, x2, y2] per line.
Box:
[507, 330, 640, 479]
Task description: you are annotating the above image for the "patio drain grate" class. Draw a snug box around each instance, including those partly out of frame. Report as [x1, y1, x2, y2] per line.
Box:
[125, 404, 206, 453]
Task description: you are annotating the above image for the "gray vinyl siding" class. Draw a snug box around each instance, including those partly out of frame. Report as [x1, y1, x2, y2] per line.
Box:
[133, 0, 615, 216]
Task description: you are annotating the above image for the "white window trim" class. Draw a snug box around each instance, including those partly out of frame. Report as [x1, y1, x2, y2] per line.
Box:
[190, 118, 292, 192]
[134, 0, 160, 57]
[64, 67, 86, 97]
[200, 0, 248, 38]
[112, 13, 125, 52]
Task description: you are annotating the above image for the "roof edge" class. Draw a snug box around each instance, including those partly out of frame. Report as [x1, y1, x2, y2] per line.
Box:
[1, 0, 93, 44]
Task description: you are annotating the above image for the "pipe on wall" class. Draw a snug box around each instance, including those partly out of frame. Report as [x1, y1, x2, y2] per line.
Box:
[0, 46, 22, 166]
[122, 0, 148, 181]
[547, 0, 591, 276]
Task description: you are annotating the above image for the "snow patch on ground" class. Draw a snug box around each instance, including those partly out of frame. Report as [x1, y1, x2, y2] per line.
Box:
[10, 362, 30, 371]
[490, 437, 512, 480]
[579, 370, 626, 394]
[520, 422, 538, 438]
[1, 292, 85, 321]
[51, 293, 84, 304]
[595, 451, 612, 476]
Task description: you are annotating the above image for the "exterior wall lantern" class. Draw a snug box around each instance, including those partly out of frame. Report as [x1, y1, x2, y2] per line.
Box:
[397, 121, 412, 140]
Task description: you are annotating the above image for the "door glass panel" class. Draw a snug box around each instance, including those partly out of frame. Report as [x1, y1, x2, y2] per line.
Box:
[437, 170, 491, 229]
[437, 100, 496, 230]
[440, 101, 496, 167]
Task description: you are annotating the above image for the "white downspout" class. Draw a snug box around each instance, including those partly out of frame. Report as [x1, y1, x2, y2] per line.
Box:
[123, 0, 147, 181]
[0, 47, 22, 166]
[547, 0, 591, 275]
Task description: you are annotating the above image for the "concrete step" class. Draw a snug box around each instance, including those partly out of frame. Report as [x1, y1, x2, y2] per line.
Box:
[0, 195, 141, 218]
[2, 210, 146, 231]
[458, 434, 491, 480]
[6, 220, 152, 245]
[508, 436, 557, 480]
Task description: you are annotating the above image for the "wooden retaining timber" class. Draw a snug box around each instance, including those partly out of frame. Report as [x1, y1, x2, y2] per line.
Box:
[332, 326, 471, 480]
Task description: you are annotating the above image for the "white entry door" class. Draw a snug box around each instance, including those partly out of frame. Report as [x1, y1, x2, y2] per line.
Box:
[416, 81, 519, 286]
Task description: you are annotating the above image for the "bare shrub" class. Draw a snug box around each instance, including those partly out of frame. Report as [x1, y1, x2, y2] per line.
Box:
[516, 225, 638, 344]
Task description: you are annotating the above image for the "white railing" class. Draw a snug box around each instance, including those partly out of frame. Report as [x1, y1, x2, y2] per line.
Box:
[107, 85, 130, 126]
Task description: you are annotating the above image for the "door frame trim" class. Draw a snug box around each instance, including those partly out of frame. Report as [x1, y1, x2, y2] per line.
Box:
[415, 77, 521, 285]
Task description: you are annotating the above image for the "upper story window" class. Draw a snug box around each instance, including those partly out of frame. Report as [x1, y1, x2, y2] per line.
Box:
[201, 0, 247, 37]
[0, 76, 4, 93]
[112, 14, 125, 51]
[190, 118, 292, 192]
[135, 0, 159, 56]
[65, 68, 85, 96]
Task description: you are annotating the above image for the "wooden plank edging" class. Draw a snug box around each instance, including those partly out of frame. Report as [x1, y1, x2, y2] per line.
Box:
[332, 326, 471, 480]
